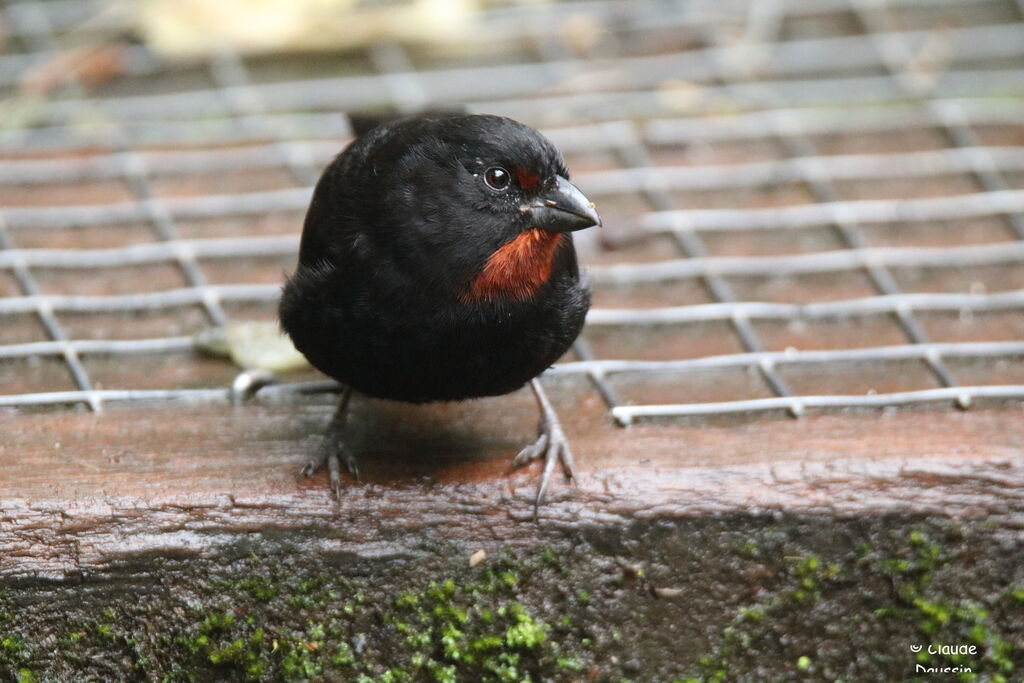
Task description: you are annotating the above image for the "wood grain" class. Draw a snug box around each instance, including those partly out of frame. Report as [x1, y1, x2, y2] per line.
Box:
[2, 388, 1023, 581]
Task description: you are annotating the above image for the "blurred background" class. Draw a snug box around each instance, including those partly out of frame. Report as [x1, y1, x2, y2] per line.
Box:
[2, 0, 1024, 417]
[2, 1, 1024, 680]
[1, 0, 1023, 418]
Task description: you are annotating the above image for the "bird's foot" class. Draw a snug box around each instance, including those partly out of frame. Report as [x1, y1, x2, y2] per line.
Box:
[300, 387, 356, 498]
[301, 440, 360, 499]
[511, 407, 576, 510]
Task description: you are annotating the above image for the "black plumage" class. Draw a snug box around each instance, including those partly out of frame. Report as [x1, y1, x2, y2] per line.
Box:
[279, 113, 600, 504]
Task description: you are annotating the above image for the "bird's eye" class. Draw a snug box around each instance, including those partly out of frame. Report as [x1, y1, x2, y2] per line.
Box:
[483, 167, 511, 192]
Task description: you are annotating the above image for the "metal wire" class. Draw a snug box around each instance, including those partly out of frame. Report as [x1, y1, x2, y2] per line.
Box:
[1, 0, 1023, 423]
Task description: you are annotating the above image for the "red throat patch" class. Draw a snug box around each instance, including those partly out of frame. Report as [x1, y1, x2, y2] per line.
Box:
[463, 229, 564, 302]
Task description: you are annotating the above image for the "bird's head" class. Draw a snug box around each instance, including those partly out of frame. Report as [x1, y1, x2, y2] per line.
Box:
[438, 115, 601, 239]
[347, 114, 600, 302]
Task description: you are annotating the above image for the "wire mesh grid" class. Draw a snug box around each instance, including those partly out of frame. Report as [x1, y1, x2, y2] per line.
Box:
[1, 0, 1023, 425]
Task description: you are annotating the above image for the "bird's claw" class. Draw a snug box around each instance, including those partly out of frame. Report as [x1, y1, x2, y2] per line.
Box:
[301, 387, 358, 498]
[512, 432, 548, 468]
[301, 443, 359, 498]
[512, 413, 576, 511]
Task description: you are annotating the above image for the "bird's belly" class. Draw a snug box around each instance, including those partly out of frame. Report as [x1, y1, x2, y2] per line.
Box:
[303, 295, 585, 403]
[350, 322, 563, 402]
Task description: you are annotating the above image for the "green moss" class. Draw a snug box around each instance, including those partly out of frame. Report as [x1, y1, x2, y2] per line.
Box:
[172, 610, 356, 682]
[1, 632, 29, 677]
[238, 577, 279, 602]
[375, 562, 573, 681]
[683, 525, 1022, 682]
[2, 635, 25, 657]
[4, 517, 1023, 681]
[0, 549, 583, 681]
[875, 530, 1016, 680]
[504, 610, 548, 649]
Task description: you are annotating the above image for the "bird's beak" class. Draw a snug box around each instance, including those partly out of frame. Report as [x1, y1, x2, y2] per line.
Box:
[526, 176, 602, 233]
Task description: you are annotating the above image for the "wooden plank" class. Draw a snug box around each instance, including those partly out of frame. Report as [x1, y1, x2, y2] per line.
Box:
[3, 384, 1023, 580]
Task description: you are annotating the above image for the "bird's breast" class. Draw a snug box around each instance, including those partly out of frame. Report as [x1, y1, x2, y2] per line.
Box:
[461, 229, 563, 303]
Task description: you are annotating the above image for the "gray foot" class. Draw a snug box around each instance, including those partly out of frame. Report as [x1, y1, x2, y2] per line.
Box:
[301, 439, 359, 498]
[511, 378, 576, 510]
[300, 387, 358, 498]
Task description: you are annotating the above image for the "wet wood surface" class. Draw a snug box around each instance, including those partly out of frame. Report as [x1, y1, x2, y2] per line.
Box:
[3, 384, 1024, 581]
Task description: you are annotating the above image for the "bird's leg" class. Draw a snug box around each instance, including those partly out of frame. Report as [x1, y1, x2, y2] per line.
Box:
[511, 378, 576, 508]
[301, 386, 359, 497]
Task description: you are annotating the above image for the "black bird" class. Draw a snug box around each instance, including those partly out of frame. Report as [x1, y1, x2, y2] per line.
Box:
[279, 113, 600, 506]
